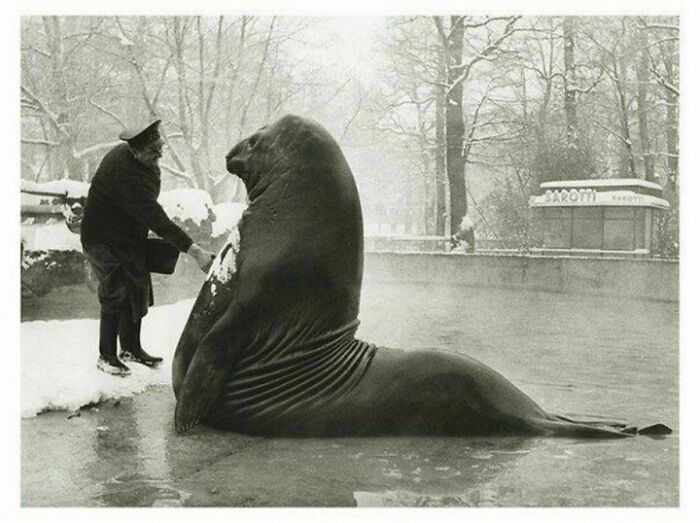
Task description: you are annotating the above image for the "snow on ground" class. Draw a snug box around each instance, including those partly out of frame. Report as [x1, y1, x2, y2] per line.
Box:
[212, 202, 247, 236]
[21, 223, 83, 252]
[21, 298, 194, 417]
[158, 188, 214, 225]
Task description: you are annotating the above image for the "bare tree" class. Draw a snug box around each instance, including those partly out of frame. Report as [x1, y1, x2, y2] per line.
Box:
[434, 15, 520, 234]
[634, 20, 655, 181]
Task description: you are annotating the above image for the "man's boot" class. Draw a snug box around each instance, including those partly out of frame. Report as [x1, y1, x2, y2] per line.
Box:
[96, 311, 131, 377]
[118, 311, 163, 368]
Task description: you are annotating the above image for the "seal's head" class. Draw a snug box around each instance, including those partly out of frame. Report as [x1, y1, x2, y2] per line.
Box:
[225, 115, 341, 201]
[222, 112, 364, 324]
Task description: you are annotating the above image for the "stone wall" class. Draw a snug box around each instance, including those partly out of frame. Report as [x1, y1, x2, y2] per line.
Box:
[364, 252, 678, 302]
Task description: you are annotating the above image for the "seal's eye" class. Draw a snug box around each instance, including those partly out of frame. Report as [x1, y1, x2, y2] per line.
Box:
[248, 134, 259, 148]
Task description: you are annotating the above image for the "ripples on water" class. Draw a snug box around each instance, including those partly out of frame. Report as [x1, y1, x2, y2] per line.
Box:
[354, 282, 678, 507]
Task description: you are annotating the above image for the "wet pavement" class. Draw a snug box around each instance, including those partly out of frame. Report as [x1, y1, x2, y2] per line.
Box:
[21, 282, 678, 507]
[21, 385, 677, 507]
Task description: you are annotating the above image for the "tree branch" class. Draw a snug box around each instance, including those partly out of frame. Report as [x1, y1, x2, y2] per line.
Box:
[73, 141, 122, 159]
[160, 163, 195, 183]
[446, 16, 520, 97]
[595, 120, 632, 146]
[20, 85, 71, 141]
[88, 99, 126, 128]
[21, 138, 59, 147]
[649, 66, 680, 97]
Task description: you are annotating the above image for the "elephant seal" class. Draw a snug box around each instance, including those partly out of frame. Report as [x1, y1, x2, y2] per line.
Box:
[172, 115, 671, 439]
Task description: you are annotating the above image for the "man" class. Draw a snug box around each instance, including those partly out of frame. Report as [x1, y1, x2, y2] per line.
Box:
[81, 120, 215, 377]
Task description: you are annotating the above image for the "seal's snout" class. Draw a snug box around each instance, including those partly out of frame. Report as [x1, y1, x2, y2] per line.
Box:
[226, 130, 263, 176]
[226, 156, 245, 176]
[226, 144, 246, 176]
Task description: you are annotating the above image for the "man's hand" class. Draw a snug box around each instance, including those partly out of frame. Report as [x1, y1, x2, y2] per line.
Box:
[187, 244, 216, 273]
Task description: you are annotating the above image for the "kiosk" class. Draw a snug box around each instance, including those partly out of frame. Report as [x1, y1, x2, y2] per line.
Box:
[529, 179, 669, 257]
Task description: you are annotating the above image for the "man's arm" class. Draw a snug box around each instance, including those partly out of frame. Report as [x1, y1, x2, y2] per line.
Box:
[113, 176, 193, 252]
[187, 243, 215, 271]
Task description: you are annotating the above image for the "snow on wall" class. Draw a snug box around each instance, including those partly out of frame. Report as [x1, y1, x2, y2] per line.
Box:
[158, 188, 214, 225]
[21, 299, 194, 417]
[212, 202, 247, 236]
[21, 178, 90, 199]
[21, 187, 238, 253]
[21, 223, 83, 253]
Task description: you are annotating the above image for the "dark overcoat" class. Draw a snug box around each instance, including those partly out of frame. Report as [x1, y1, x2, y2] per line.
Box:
[81, 143, 193, 319]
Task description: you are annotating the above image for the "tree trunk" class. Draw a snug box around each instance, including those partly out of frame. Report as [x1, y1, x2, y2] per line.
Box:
[562, 17, 578, 149]
[171, 17, 209, 191]
[42, 16, 81, 180]
[434, 43, 447, 236]
[613, 57, 637, 178]
[445, 16, 466, 236]
[412, 88, 434, 236]
[661, 40, 678, 195]
[635, 27, 655, 181]
[237, 17, 275, 139]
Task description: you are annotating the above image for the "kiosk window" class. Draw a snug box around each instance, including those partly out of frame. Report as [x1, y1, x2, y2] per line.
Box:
[542, 208, 572, 248]
[603, 207, 634, 250]
[634, 208, 646, 249]
[572, 207, 603, 249]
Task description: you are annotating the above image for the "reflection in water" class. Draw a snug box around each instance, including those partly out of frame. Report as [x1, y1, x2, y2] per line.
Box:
[86, 395, 189, 507]
[354, 490, 496, 507]
[172, 436, 535, 507]
[348, 437, 532, 507]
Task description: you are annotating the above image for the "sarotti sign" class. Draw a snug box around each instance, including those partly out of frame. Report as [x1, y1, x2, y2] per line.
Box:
[544, 188, 596, 204]
[529, 189, 670, 209]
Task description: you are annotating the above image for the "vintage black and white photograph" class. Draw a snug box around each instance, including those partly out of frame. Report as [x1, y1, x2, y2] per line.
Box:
[14, 0, 687, 512]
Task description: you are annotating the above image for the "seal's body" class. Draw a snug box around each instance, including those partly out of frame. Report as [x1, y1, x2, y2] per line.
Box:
[172, 115, 670, 438]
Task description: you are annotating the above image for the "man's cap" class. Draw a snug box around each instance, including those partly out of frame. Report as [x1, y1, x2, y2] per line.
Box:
[119, 120, 162, 148]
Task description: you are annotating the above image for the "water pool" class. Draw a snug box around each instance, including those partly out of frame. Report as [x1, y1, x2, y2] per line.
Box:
[21, 281, 678, 507]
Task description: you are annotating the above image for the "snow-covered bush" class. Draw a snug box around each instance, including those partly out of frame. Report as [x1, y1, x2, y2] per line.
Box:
[212, 202, 247, 237]
[20, 223, 86, 297]
[22, 249, 88, 298]
[158, 188, 217, 248]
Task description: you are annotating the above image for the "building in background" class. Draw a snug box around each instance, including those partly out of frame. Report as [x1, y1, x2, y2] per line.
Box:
[529, 179, 669, 257]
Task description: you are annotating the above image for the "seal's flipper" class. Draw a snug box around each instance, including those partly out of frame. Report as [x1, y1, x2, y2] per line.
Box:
[638, 423, 673, 436]
[175, 311, 240, 433]
[552, 414, 629, 429]
[528, 418, 633, 438]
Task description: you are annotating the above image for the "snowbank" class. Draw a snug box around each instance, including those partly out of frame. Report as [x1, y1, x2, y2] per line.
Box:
[212, 202, 247, 236]
[158, 188, 214, 226]
[21, 299, 194, 417]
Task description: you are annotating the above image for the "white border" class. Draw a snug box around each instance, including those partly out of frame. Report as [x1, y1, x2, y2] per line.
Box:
[4, 1, 697, 523]
[14, 0, 687, 16]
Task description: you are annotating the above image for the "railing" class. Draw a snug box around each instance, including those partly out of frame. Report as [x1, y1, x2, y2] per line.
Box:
[364, 235, 524, 253]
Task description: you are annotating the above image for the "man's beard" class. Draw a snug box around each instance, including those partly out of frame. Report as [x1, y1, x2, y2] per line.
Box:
[144, 155, 160, 170]
[134, 149, 161, 170]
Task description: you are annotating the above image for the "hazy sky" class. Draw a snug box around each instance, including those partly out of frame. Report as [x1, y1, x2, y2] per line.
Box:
[305, 17, 383, 85]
